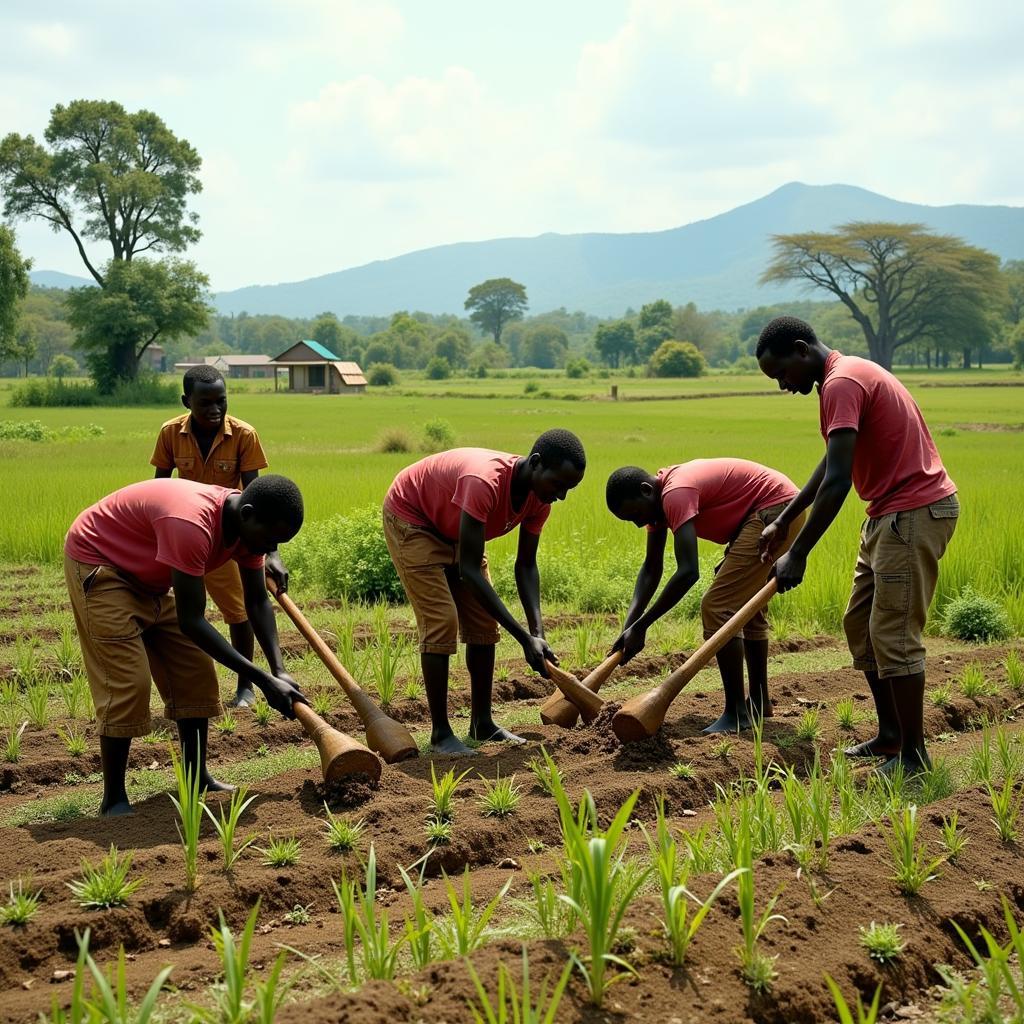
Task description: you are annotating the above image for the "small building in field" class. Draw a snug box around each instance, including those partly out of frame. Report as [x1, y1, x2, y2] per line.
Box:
[270, 340, 367, 394]
[145, 345, 167, 373]
[173, 354, 275, 379]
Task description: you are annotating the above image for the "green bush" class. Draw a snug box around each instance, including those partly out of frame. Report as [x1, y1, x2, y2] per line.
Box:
[367, 363, 399, 386]
[648, 341, 707, 378]
[523, 380, 539, 394]
[942, 586, 1012, 642]
[9, 375, 176, 407]
[422, 418, 455, 452]
[284, 506, 404, 603]
[377, 429, 413, 453]
[0, 420, 50, 441]
[425, 356, 451, 380]
[48, 354, 79, 379]
[565, 358, 591, 379]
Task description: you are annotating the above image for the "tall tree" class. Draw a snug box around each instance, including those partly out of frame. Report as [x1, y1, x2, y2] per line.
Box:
[0, 225, 31, 367]
[65, 259, 209, 391]
[0, 100, 204, 386]
[464, 277, 528, 345]
[594, 320, 636, 368]
[520, 324, 569, 368]
[761, 222, 1003, 370]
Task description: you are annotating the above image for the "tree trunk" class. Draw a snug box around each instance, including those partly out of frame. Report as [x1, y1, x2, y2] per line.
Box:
[925, 349, 931, 369]
[962, 346, 971, 369]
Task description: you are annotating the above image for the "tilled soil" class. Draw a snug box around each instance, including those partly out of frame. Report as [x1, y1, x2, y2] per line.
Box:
[0, 642, 1021, 1023]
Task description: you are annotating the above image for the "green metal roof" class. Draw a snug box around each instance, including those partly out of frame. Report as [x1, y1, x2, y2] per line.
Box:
[303, 339, 342, 361]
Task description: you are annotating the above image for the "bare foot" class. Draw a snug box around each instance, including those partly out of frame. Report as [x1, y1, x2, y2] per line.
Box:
[844, 737, 899, 758]
[100, 799, 133, 817]
[470, 724, 526, 745]
[430, 734, 479, 756]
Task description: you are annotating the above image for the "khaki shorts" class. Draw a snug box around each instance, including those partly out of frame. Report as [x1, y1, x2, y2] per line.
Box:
[843, 493, 959, 679]
[701, 503, 806, 641]
[204, 559, 248, 626]
[64, 554, 222, 737]
[382, 508, 501, 654]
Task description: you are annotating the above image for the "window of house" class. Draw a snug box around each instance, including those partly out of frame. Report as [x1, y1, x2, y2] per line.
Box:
[308, 364, 325, 388]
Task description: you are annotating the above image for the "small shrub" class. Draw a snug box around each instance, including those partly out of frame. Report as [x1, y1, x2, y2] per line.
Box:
[376, 428, 413, 453]
[367, 362, 399, 386]
[859, 921, 906, 964]
[285, 505, 404, 603]
[284, 904, 311, 925]
[424, 356, 451, 380]
[0, 419, 51, 441]
[422, 417, 455, 451]
[67, 845, 142, 909]
[523, 380, 539, 394]
[261, 835, 301, 867]
[942, 587, 1011, 642]
[648, 340, 706, 378]
[1, 881, 41, 926]
[669, 761, 695, 780]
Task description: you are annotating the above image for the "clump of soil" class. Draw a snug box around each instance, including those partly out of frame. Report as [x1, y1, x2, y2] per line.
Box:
[312, 773, 379, 810]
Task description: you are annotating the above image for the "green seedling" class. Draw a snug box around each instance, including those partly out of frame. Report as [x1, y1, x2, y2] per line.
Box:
[466, 946, 572, 1024]
[59, 724, 88, 757]
[79, 932, 172, 1024]
[940, 812, 968, 862]
[987, 776, 1023, 843]
[712, 738, 735, 760]
[215, 709, 237, 735]
[994, 726, 1023, 782]
[398, 861, 434, 971]
[168, 747, 205, 892]
[4, 721, 26, 763]
[67, 845, 142, 910]
[919, 758, 955, 803]
[425, 815, 453, 845]
[24, 679, 50, 728]
[525, 871, 574, 939]
[825, 975, 882, 1024]
[682, 823, 718, 874]
[203, 785, 258, 871]
[284, 904, 311, 925]
[479, 770, 522, 818]
[528, 747, 563, 796]
[859, 921, 906, 964]
[61, 674, 91, 720]
[322, 805, 366, 852]
[252, 696, 272, 727]
[311, 690, 334, 716]
[835, 698, 859, 731]
[436, 867, 511, 957]
[0, 678, 20, 707]
[928, 683, 953, 708]
[1006, 649, 1024, 695]
[959, 662, 995, 698]
[1, 880, 42, 925]
[403, 679, 423, 701]
[370, 635, 407, 711]
[527, 839, 547, 854]
[806, 758, 833, 872]
[12, 638, 40, 685]
[430, 763, 471, 821]
[669, 761, 695, 780]
[796, 708, 821, 741]
[260, 834, 301, 867]
[55, 624, 81, 678]
[884, 804, 943, 895]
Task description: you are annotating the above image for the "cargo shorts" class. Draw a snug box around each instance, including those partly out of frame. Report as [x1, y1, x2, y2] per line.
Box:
[382, 507, 501, 655]
[701, 502, 806, 641]
[64, 554, 222, 737]
[842, 493, 959, 679]
[203, 558, 249, 626]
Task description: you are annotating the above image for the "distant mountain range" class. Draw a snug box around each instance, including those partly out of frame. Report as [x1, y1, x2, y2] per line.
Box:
[30, 183, 1024, 317]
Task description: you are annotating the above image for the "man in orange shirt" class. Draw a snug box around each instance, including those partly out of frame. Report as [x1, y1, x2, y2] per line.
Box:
[151, 365, 288, 707]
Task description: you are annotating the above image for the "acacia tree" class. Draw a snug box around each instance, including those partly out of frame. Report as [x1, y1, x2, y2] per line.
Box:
[0, 226, 31, 369]
[0, 100, 207, 387]
[464, 277, 528, 345]
[761, 222, 1003, 370]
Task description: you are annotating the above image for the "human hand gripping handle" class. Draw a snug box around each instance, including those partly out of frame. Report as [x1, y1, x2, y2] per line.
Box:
[523, 634, 556, 677]
[611, 622, 647, 664]
[264, 551, 289, 593]
[256, 668, 308, 720]
[758, 521, 785, 564]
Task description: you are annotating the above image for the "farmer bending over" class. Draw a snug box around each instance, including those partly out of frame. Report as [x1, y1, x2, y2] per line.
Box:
[756, 316, 958, 775]
[383, 430, 586, 755]
[64, 476, 307, 816]
[606, 459, 802, 733]
[151, 364, 289, 707]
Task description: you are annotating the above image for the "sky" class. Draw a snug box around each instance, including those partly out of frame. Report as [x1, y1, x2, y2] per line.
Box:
[1, 0, 1022, 292]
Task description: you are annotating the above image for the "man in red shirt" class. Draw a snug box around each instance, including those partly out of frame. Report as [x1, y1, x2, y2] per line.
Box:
[606, 459, 802, 733]
[383, 429, 586, 755]
[757, 316, 959, 774]
[64, 476, 307, 815]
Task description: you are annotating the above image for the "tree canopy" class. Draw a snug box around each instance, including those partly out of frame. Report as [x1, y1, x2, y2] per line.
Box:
[0, 226, 31, 366]
[464, 277, 528, 345]
[761, 222, 1003, 369]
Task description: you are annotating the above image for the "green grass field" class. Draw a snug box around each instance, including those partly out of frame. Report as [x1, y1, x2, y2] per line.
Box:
[2, 370, 1022, 633]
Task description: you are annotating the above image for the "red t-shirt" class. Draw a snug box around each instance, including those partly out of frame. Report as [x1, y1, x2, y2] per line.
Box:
[385, 448, 551, 542]
[651, 459, 798, 544]
[819, 352, 956, 517]
[65, 479, 265, 593]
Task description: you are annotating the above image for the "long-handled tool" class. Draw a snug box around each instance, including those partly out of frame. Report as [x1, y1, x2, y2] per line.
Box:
[542, 659, 606, 724]
[292, 700, 383, 784]
[267, 580, 419, 763]
[539, 651, 622, 728]
[612, 579, 778, 743]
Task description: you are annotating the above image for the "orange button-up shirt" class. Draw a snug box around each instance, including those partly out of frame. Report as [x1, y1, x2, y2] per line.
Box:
[150, 413, 268, 489]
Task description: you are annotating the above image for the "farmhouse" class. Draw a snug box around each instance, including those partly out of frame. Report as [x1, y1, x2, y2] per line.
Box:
[173, 354, 275, 379]
[270, 340, 367, 394]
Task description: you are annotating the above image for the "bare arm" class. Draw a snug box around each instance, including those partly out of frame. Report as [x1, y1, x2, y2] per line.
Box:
[514, 528, 544, 639]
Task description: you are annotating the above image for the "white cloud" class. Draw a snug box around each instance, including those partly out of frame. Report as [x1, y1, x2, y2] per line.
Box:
[23, 21, 76, 57]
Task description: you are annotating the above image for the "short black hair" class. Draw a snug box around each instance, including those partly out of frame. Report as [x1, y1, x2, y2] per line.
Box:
[241, 474, 304, 532]
[606, 466, 653, 512]
[183, 364, 225, 397]
[755, 316, 818, 359]
[530, 428, 586, 471]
